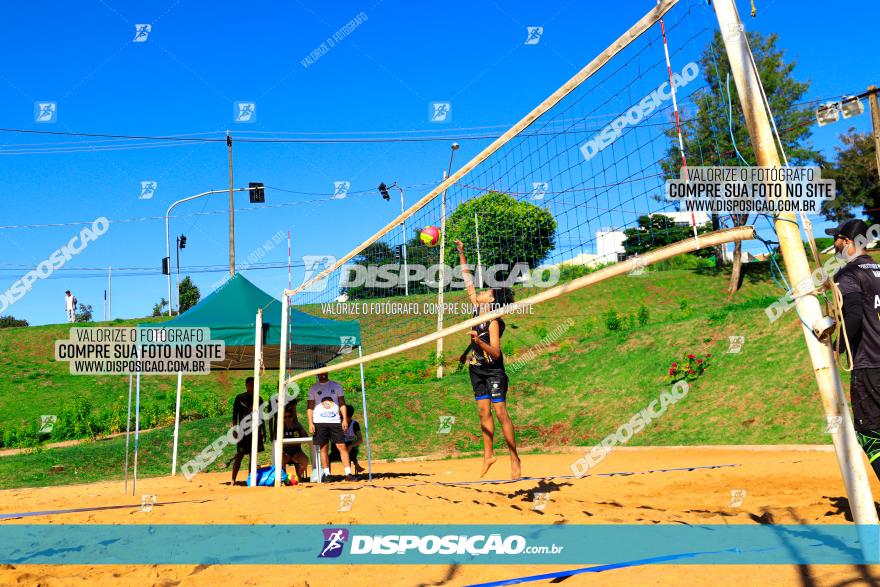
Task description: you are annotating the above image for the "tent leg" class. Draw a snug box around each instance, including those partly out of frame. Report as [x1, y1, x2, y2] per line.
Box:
[274, 294, 290, 487]
[124, 373, 133, 493]
[171, 371, 182, 476]
[250, 310, 263, 487]
[133, 368, 141, 496]
[358, 346, 372, 482]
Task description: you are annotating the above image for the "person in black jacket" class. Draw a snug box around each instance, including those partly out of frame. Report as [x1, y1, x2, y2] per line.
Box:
[829, 218, 880, 480]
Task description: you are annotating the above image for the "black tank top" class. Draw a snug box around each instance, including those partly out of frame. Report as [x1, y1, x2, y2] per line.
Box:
[469, 316, 505, 368]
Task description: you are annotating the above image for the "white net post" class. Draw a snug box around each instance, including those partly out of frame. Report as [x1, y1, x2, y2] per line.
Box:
[274, 296, 289, 487]
[249, 309, 263, 487]
[712, 0, 878, 534]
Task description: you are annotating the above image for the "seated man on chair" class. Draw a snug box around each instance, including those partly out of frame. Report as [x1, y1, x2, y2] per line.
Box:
[282, 401, 310, 482]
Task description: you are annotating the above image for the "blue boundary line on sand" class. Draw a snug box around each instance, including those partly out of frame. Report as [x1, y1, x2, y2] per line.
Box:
[465, 547, 780, 586]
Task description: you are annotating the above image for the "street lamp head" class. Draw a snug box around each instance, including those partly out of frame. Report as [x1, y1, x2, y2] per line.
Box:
[451, 143, 460, 151]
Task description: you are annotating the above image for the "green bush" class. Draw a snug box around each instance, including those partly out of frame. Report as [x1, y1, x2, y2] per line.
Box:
[637, 305, 650, 327]
[651, 254, 715, 272]
[604, 310, 622, 333]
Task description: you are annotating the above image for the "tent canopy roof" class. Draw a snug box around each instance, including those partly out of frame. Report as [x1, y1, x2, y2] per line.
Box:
[140, 273, 360, 370]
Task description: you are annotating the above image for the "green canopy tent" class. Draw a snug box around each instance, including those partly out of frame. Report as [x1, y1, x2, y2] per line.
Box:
[126, 273, 364, 490]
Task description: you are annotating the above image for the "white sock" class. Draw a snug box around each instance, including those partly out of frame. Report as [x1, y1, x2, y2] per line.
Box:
[344, 467, 352, 476]
[323, 467, 330, 475]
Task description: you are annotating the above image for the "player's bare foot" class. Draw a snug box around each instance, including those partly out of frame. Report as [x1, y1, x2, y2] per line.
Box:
[510, 457, 522, 479]
[480, 454, 497, 477]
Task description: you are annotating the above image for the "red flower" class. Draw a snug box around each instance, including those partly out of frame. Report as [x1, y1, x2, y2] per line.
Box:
[687, 354, 695, 359]
[696, 359, 703, 364]
[669, 368, 675, 375]
[688, 369, 696, 374]
[671, 362, 678, 368]
[706, 353, 712, 357]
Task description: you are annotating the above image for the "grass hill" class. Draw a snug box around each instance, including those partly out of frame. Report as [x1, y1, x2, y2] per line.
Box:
[0, 259, 836, 489]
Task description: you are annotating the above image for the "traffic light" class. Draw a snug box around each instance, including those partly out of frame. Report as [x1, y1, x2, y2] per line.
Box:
[179, 235, 187, 249]
[249, 182, 265, 203]
[393, 244, 403, 259]
[162, 256, 170, 275]
[378, 182, 390, 201]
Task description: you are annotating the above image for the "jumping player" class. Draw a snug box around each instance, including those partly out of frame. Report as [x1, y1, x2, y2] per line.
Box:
[454, 239, 521, 479]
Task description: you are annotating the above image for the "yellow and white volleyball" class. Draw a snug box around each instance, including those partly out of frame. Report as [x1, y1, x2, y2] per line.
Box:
[419, 226, 441, 247]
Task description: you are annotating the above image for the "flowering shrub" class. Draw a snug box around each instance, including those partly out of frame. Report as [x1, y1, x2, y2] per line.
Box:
[668, 352, 712, 383]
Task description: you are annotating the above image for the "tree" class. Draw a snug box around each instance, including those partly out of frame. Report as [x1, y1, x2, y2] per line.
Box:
[444, 191, 557, 280]
[623, 214, 713, 257]
[662, 31, 821, 298]
[152, 298, 169, 317]
[341, 241, 399, 300]
[178, 276, 200, 314]
[75, 304, 93, 323]
[821, 128, 880, 224]
[0, 315, 28, 328]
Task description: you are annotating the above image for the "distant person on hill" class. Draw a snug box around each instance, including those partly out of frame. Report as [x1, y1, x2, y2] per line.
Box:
[454, 238, 521, 480]
[829, 219, 880, 481]
[307, 369, 353, 481]
[230, 377, 266, 485]
[65, 290, 77, 323]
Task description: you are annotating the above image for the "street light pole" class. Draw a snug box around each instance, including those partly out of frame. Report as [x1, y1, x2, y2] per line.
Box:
[436, 142, 460, 378]
[868, 86, 880, 179]
[227, 132, 236, 276]
[175, 236, 182, 314]
[399, 186, 408, 296]
[165, 188, 251, 316]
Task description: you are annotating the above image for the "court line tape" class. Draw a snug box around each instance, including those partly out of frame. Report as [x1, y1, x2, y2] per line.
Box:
[464, 546, 776, 586]
[0, 500, 208, 521]
[356, 463, 740, 490]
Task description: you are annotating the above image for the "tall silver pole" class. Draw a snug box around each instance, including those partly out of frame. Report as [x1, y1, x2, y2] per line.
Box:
[132, 357, 141, 496]
[175, 237, 181, 315]
[400, 187, 408, 296]
[165, 188, 249, 317]
[123, 373, 133, 493]
[165, 214, 172, 316]
[250, 309, 263, 487]
[108, 265, 112, 321]
[474, 212, 483, 288]
[171, 371, 182, 475]
[713, 0, 878, 535]
[227, 132, 236, 276]
[437, 143, 459, 379]
[358, 346, 372, 481]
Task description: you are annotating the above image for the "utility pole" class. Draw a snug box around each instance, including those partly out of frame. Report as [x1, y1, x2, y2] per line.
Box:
[108, 265, 112, 320]
[868, 86, 880, 179]
[227, 131, 236, 276]
[436, 143, 460, 379]
[713, 0, 879, 538]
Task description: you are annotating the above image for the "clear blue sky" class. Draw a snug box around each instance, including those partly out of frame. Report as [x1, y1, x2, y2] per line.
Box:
[0, 0, 877, 325]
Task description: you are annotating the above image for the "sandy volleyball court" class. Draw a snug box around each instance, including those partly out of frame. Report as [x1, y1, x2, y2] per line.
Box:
[2, 447, 879, 586]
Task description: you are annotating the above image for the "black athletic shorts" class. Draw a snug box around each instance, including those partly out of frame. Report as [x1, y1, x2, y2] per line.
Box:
[469, 366, 508, 403]
[851, 368, 880, 431]
[235, 433, 264, 455]
[313, 422, 345, 446]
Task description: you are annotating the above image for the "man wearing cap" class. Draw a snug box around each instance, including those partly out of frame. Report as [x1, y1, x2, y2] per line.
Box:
[828, 218, 880, 480]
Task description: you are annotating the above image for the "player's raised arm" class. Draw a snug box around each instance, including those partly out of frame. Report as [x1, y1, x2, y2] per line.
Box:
[454, 238, 478, 306]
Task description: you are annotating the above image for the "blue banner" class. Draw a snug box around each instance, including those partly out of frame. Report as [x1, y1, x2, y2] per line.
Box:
[1, 524, 878, 565]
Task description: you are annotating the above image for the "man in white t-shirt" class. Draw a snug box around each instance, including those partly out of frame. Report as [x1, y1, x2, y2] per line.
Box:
[65, 291, 77, 323]
[307, 370, 353, 481]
